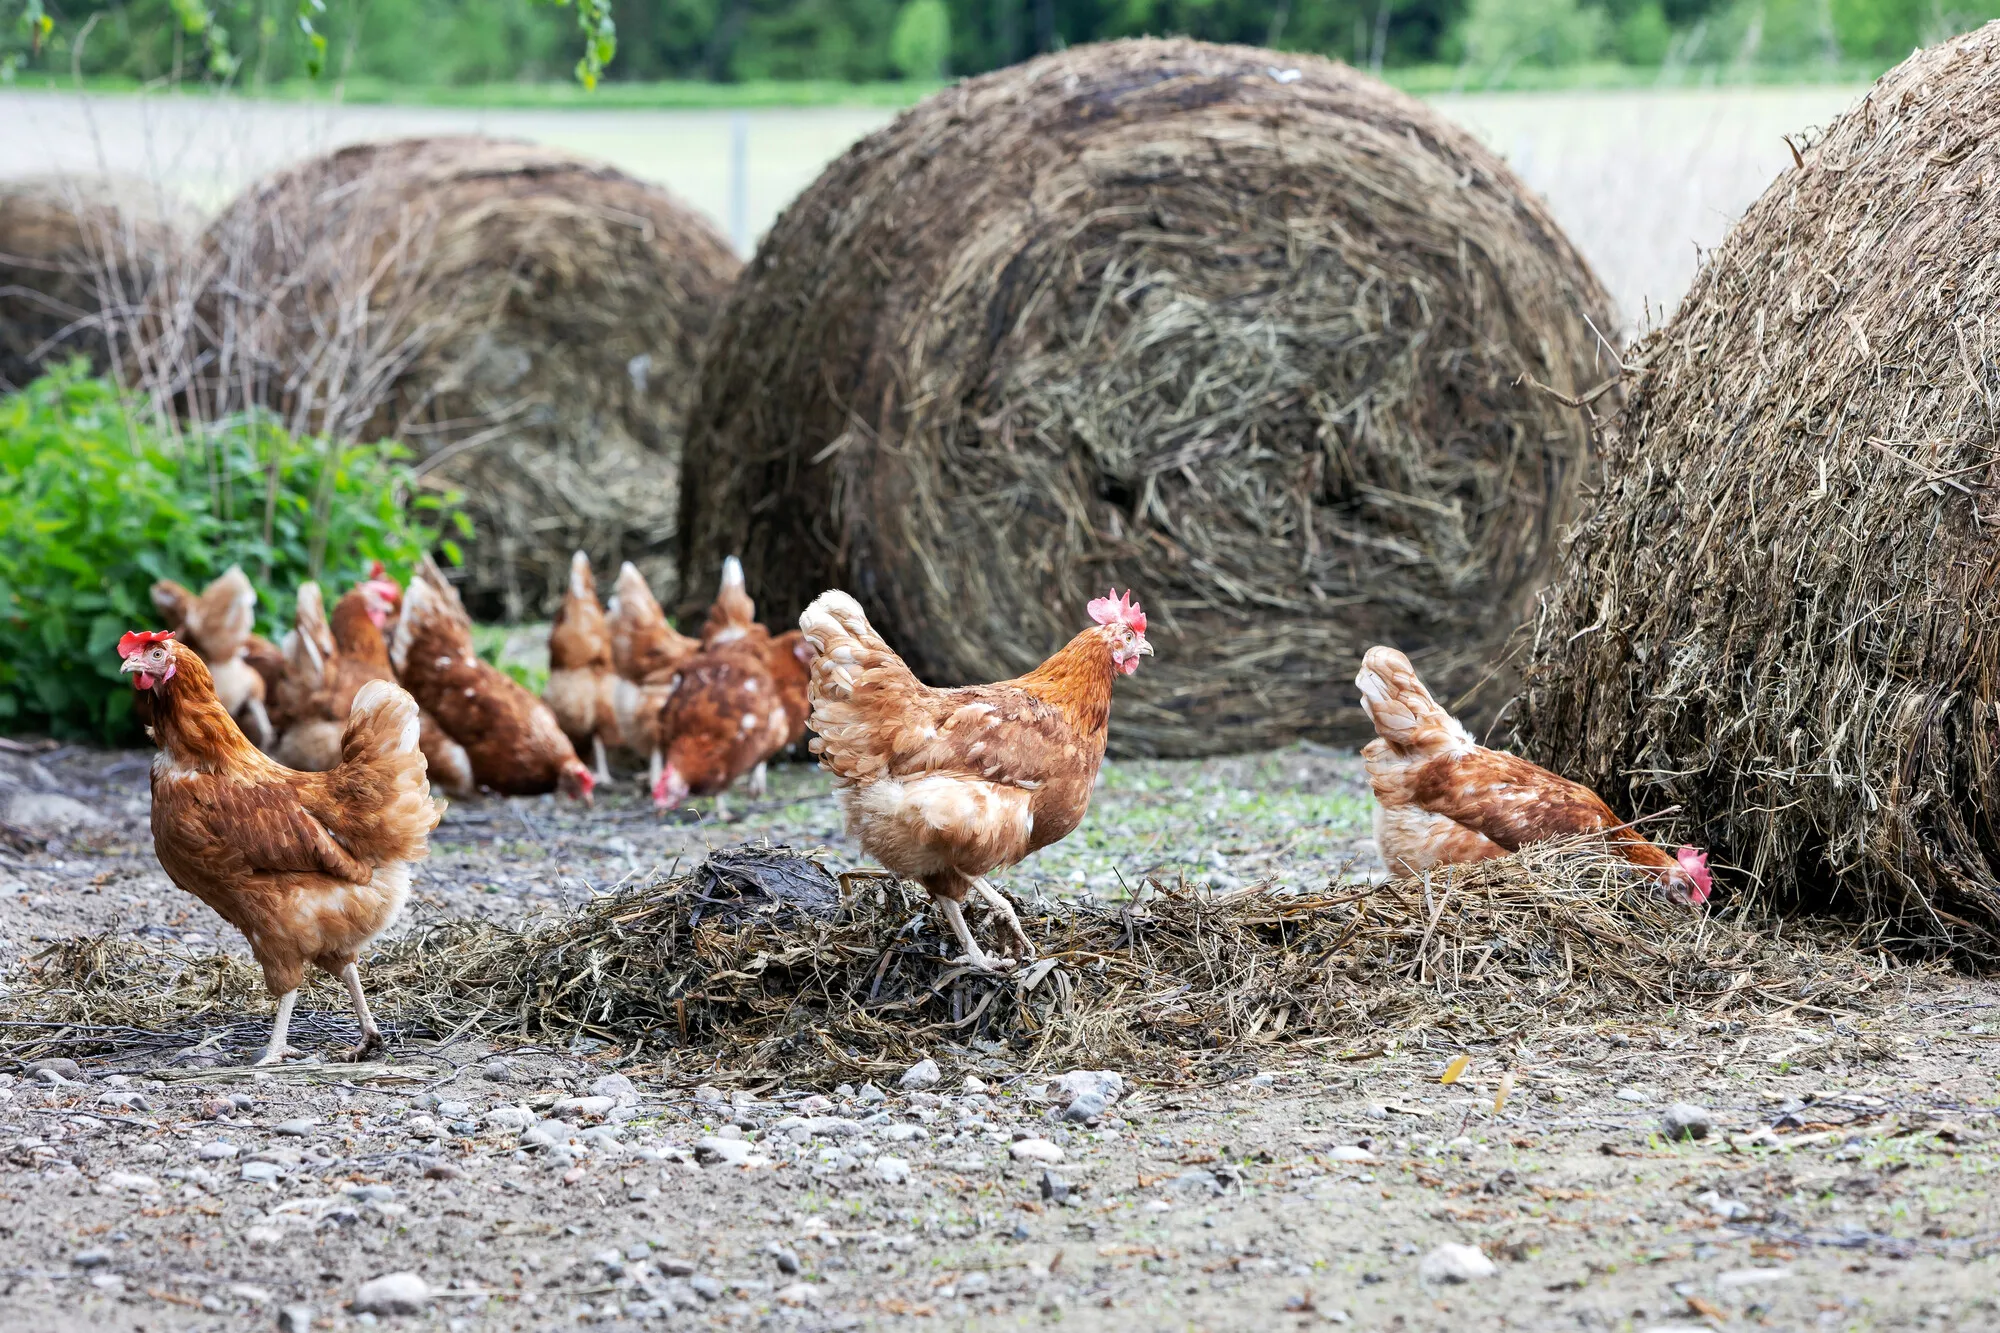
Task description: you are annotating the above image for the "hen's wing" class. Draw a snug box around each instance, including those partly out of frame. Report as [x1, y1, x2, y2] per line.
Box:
[1405, 748, 1628, 854]
[158, 771, 375, 886]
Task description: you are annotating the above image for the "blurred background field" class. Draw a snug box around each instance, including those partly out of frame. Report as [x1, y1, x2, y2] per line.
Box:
[0, 83, 1856, 329]
[3, 0, 1990, 324]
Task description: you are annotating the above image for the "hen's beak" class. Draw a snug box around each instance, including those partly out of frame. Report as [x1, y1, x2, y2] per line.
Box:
[118, 656, 145, 675]
[1136, 634, 1154, 656]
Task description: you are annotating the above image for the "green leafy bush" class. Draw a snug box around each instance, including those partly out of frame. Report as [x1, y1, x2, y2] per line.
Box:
[889, 0, 950, 78]
[0, 364, 462, 742]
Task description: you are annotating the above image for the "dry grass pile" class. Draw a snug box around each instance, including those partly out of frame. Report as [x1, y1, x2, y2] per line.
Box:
[5, 844, 1887, 1082]
[1514, 25, 2000, 960]
[678, 38, 1614, 757]
[0, 176, 186, 392]
[188, 137, 740, 620]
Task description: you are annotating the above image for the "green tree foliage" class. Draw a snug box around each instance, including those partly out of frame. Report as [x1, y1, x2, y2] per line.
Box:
[0, 366, 458, 742]
[1457, 0, 1609, 68]
[889, 0, 947, 76]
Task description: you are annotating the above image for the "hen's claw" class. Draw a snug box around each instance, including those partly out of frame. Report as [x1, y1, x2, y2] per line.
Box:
[254, 1044, 304, 1067]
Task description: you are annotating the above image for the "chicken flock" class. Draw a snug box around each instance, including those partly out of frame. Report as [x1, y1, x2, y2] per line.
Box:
[118, 557, 1710, 1065]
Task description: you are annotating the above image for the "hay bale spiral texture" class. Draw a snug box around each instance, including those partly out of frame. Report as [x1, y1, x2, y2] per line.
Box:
[0, 176, 184, 391]
[1515, 25, 2000, 957]
[199, 137, 740, 620]
[679, 39, 1614, 756]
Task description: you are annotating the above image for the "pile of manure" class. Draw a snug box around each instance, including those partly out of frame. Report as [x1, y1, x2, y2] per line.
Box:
[5, 843, 1888, 1083]
[193, 137, 740, 620]
[0, 176, 185, 392]
[677, 38, 1614, 757]
[1514, 25, 2000, 961]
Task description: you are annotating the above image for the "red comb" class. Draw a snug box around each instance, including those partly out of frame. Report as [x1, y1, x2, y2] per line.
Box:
[369, 560, 387, 580]
[117, 628, 176, 658]
[1087, 588, 1147, 635]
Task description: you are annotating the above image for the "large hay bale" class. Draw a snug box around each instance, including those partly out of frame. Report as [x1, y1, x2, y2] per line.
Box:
[198, 137, 741, 620]
[1515, 25, 2000, 958]
[0, 176, 183, 391]
[678, 39, 1613, 756]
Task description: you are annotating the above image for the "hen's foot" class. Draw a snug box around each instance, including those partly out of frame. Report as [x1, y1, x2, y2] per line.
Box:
[950, 952, 1019, 975]
[339, 1031, 384, 1063]
[254, 1044, 304, 1067]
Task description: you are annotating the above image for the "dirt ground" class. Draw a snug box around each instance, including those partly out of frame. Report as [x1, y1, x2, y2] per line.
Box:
[3, 742, 1998, 1333]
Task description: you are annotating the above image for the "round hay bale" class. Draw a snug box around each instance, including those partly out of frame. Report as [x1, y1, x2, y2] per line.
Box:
[199, 137, 741, 621]
[1514, 25, 2000, 958]
[677, 38, 1613, 756]
[0, 176, 184, 392]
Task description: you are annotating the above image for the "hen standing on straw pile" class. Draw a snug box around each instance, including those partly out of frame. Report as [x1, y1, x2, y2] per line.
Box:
[800, 588, 1152, 971]
[1357, 646, 1712, 905]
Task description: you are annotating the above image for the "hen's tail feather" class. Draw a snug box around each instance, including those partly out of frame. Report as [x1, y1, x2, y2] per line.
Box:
[567, 550, 595, 603]
[1355, 645, 1474, 758]
[294, 581, 333, 660]
[704, 555, 757, 642]
[800, 591, 923, 784]
[319, 679, 441, 863]
[188, 566, 259, 661]
[389, 556, 473, 671]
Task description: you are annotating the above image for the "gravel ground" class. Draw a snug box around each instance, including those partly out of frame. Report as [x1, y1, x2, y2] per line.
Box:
[3, 743, 1999, 1332]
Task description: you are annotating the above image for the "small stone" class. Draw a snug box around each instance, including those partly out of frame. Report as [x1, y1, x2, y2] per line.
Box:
[1615, 1087, 1652, 1103]
[29, 1057, 82, 1082]
[693, 1085, 726, 1105]
[1061, 1091, 1111, 1123]
[775, 1281, 819, 1307]
[695, 1136, 753, 1166]
[198, 1098, 234, 1119]
[351, 1271, 431, 1315]
[1169, 1169, 1222, 1197]
[103, 1171, 158, 1193]
[422, 1162, 461, 1181]
[963, 1075, 988, 1094]
[796, 1095, 834, 1115]
[879, 1124, 928, 1143]
[689, 1275, 725, 1302]
[772, 1247, 801, 1275]
[899, 1059, 942, 1091]
[196, 1141, 239, 1160]
[272, 1118, 319, 1137]
[657, 1258, 697, 1277]
[1663, 1103, 1713, 1142]
[1009, 1138, 1064, 1164]
[856, 1081, 888, 1105]
[1326, 1145, 1376, 1163]
[1038, 1170, 1070, 1204]
[553, 1095, 615, 1119]
[1418, 1243, 1496, 1283]
[804, 1116, 864, 1139]
[72, 1249, 113, 1269]
[589, 1074, 638, 1105]
[278, 1304, 315, 1333]
[873, 1155, 911, 1185]
[1694, 1189, 1751, 1220]
[483, 1106, 536, 1130]
[479, 1058, 516, 1083]
[243, 1226, 284, 1249]
[343, 1184, 396, 1203]
[240, 1161, 283, 1184]
[1050, 1070, 1123, 1105]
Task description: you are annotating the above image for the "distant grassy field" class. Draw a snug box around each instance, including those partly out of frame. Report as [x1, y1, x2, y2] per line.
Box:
[33, 60, 1891, 106]
[0, 80, 1865, 325]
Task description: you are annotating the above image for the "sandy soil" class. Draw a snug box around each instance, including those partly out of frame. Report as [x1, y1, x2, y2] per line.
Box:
[2, 744, 1997, 1333]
